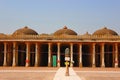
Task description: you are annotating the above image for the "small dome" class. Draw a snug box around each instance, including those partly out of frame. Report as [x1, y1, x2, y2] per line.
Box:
[54, 26, 77, 35]
[93, 27, 118, 35]
[83, 32, 91, 36]
[0, 33, 6, 36]
[13, 26, 38, 35]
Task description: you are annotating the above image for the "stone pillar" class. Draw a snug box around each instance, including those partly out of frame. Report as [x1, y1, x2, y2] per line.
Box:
[35, 43, 39, 67]
[25, 43, 30, 67]
[12, 42, 16, 67]
[92, 43, 96, 67]
[48, 43, 52, 67]
[3, 42, 7, 66]
[70, 43, 73, 67]
[57, 43, 60, 67]
[101, 43, 105, 67]
[79, 43, 82, 67]
[115, 43, 118, 68]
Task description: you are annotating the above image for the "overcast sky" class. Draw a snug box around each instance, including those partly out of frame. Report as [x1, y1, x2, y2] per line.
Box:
[0, 0, 120, 35]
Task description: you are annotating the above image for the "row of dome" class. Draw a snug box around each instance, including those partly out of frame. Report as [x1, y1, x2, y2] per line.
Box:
[12, 26, 118, 36]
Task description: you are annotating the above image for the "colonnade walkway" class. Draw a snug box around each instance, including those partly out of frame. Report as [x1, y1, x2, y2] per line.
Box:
[53, 67, 81, 80]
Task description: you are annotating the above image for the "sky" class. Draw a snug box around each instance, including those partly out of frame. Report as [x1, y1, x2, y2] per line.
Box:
[0, 0, 120, 35]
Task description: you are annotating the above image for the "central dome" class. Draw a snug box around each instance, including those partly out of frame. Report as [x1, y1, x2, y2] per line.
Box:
[54, 26, 77, 35]
[13, 26, 38, 35]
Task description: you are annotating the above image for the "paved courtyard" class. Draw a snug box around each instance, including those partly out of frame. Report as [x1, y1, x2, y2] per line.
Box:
[0, 67, 120, 80]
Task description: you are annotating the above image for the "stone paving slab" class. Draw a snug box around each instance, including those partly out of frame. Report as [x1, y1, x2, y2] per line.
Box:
[53, 67, 81, 80]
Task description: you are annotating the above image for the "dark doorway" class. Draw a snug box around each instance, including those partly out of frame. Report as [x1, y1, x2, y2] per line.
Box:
[0, 43, 4, 66]
[52, 44, 57, 67]
[73, 44, 79, 67]
[95, 44, 101, 67]
[30, 44, 35, 66]
[39, 44, 48, 66]
[60, 44, 69, 67]
[18, 43, 26, 66]
[6, 43, 13, 66]
[105, 44, 113, 67]
[82, 44, 92, 67]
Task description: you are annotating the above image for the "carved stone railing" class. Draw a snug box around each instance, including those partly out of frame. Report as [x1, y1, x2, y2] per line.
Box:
[0, 34, 120, 42]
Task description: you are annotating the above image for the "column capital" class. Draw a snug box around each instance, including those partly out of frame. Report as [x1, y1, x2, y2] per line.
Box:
[101, 43, 105, 46]
[70, 43, 73, 45]
[92, 43, 96, 45]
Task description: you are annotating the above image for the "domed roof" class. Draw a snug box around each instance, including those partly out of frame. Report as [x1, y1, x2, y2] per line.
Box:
[0, 33, 6, 36]
[93, 27, 118, 35]
[54, 26, 77, 35]
[13, 26, 38, 35]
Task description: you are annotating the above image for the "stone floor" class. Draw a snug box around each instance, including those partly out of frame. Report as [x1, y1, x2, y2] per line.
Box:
[0, 67, 120, 80]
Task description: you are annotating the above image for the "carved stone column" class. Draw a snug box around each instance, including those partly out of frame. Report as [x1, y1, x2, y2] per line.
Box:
[101, 43, 105, 67]
[79, 43, 82, 67]
[92, 43, 96, 67]
[25, 43, 30, 67]
[12, 42, 17, 67]
[3, 42, 7, 66]
[48, 43, 52, 67]
[57, 43, 60, 67]
[115, 43, 118, 68]
[70, 43, 73, 67]
[35, 43, 39, 67]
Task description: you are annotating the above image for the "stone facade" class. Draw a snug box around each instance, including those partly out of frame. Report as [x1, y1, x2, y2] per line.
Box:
[0, 26, 120, 68]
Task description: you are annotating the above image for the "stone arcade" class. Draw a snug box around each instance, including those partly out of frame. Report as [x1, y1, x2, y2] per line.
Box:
[0, 26, 120, 68]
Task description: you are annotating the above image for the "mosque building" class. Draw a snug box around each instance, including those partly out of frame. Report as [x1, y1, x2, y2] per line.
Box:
[0, 26, 120, 68]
